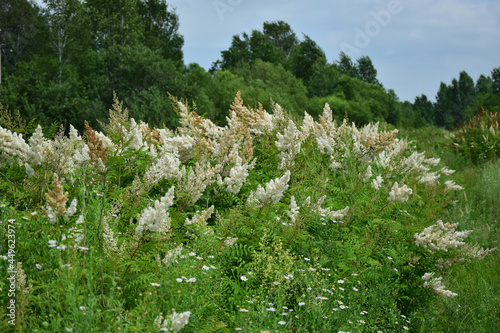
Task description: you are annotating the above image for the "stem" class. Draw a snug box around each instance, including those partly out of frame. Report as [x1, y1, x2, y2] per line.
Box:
[0, 170, 16, 185]
[82, 166, 87, 271]
[97, 171, 107, 309]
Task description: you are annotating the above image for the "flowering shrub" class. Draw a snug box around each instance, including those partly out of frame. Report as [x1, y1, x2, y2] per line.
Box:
[0, 93, 495, 331]
[452, 108, 500, 164]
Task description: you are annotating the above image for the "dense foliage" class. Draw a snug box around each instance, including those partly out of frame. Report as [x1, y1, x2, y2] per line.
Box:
[452, 108, 500, 165]
[1, 1, 498, 134]
[408, 70, 500, 129]
[0, 95, 496, 331]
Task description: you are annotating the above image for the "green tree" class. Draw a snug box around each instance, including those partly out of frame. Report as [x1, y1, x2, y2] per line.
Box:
[387, 89, 401, 125]
[356, 55, 379, 85]
[248, 30, 282, 65]
[226, 59, 309, 119]
[336, 51, 358, 79]
[1, 54, 91, 130]
[0, 0, 49, 70]
[211, 21, 297, 73]
[307, 62, 341, 98]
[138, 0, 183, 62]
[468, 72, 500, 115]
[262, 20, 298, 59]
[449, 78, 461, 125]
[312, 74, 391, 125]
[96, 43, 184, 127]
[1, 0, 186, 131]
[288, 34, 326, 84]
[86, 0, 143, 50]
[434, 82, 454, 128]
[43, 0, 87, 85]
[182, 63, 218, 122]
[337, 74, 355, 100]
[211, 32, 252, 72]
[458, 71, 475, 112]
[399, 100, 415, 128]
[476, 74, 492, 95]
[491, 67, 500, 95]
[413, 94, 434, 125]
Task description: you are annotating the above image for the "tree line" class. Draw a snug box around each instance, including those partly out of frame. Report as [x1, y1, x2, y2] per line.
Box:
[407, 69, 500, 128]
[0, 0, 499, 133]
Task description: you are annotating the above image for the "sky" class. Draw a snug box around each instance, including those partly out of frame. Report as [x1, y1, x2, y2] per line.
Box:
[166, 0, 500, 102]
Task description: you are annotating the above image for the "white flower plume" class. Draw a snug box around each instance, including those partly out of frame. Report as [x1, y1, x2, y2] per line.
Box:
[135, 186, 175, 238]
[247, 170, 291, 207]
[388, 182, 412, 202]
[414, 220, 473, 252]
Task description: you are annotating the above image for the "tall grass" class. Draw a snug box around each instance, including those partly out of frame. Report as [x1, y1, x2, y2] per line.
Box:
[400, 128, 500, 332]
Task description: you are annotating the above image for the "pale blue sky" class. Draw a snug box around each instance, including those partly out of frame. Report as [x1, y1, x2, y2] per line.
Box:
[168, 0, 500, 102]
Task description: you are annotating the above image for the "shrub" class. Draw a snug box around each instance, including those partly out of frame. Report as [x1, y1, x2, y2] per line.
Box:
[0, 93, 495, 332]
[452, 108, 500, 164]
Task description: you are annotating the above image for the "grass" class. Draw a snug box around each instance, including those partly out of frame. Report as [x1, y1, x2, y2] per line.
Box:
[399, 127, 500, 332]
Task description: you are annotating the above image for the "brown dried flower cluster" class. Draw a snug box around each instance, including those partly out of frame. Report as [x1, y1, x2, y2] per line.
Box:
[361, 126, 400, 154]
[45, 173, 69, 217]
[140, 124, 161, 146]
[230, 92, 269, 134]
[217, 92, 262, 164]
[84, 120, 108, 164]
